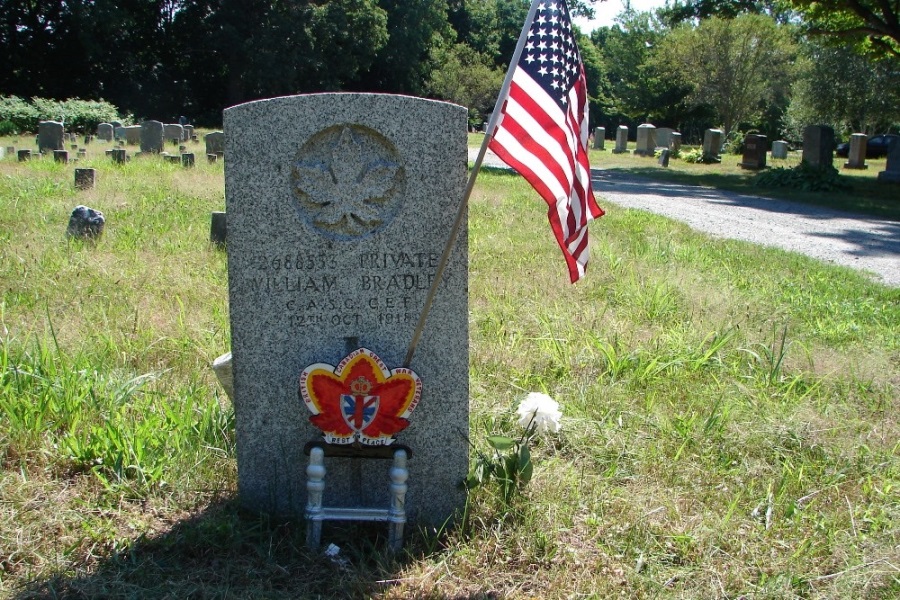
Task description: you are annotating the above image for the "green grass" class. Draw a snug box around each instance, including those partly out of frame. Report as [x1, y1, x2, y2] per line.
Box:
[0, 136, 898, 598]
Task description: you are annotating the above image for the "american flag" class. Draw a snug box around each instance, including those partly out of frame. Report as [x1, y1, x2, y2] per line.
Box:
[488, 0, 604, 283]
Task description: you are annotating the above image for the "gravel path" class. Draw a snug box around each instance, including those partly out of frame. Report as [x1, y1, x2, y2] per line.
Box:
[472, 148, 900, 287]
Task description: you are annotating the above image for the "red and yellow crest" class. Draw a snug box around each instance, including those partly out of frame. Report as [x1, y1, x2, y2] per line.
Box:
[299, 348, 422, 446]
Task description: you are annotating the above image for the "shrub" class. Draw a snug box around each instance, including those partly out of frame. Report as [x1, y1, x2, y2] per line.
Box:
[0, 96, 121, 133]
[0, 120, 17, 136]
[0, 96, 40, 132]
[754, 163, 852, 192]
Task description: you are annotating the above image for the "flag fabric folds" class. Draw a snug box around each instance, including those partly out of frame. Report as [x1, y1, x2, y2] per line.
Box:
[488, 0, 604, 283]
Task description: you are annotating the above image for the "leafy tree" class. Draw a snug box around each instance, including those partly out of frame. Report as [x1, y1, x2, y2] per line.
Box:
[425, 42, 505, 128]
[653, 13, 796, 137]
[783, 40, 900, 139]
[789, 0, 900, 60]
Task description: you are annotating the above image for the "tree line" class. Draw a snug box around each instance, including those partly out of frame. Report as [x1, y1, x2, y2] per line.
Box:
[1, 0, 898, 140]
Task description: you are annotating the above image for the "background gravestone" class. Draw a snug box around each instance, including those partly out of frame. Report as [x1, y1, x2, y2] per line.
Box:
[165, 123, 185, 143]
[670, 132, 682, 152]
[97, 123, 114, 141]
[655, 127, 675, 149]
[771, 140, 788, 159]
[124, 125, 142, 145]
[844, 133, 868, 169]
[739, 134, 767, 170]
[634, 123, 656, 156]
[802, 125, 834, 168]
[141, 121, 165, 153]
[592, 127, 605, 150]
[38, 121, 65, 153]
[877, 137, 900, 183]
[223, 93, 469, 526]
[205, 131, 225, 156]
[612, 125, 628, 154]
[702, 129, 723, 162]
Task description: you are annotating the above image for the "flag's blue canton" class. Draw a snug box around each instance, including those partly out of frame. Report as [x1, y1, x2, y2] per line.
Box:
[520, 0, 581, 109]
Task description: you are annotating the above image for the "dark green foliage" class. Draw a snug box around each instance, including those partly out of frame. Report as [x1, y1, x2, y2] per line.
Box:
[0, 96, 120, 133]
[0, 120, 19, 136]
[754, 163, 852, 192]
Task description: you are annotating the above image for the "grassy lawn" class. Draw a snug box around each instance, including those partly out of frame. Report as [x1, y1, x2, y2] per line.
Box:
[0, 135, 898, 598]
[468, 132, 900, 221]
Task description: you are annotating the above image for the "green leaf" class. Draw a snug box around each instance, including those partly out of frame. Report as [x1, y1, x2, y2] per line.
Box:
[519, 444, 533, 484]
[487, 435, 515, 450]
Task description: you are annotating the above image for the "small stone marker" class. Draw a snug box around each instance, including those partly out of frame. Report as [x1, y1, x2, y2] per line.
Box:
[210, 211, 227, 247]
[54, 150, 69, 164]
[738, 134, 767, 170]
[141, 120, 165, 153]
[592, 127, 605, 150]
[74, 168, 96, 190]
[38, 121, 65, 153]
[612, 125, 628, 154]
[66, 205, 105, 239]
[207, 153, 218, 164]
[771, 140, 788, 159]
[77, 148, 87, 159]
[5, 146, 14, 157]
[223, 93, 468, 528]
[205, 131, 225, 156]
[702, 128, 723, 162]
[165, 155, 180, 164]
[111, 148, 127, 164]
[658, 148, 670, 167]
[184, 125, 195, 140]
[634, 123, 656, 156]
[18, 149, 31, 161]
[877, 137, 900, 183]
[843, 133, 868, 170]
[802, 125, 834, 168]
[182, 153, 195, 167]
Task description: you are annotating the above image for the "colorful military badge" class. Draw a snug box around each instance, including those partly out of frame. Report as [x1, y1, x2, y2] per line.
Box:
[299, 348, 422, 446]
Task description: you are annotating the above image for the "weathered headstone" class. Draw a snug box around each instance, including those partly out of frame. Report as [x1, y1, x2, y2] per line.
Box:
[111, 148, 127, 164]
[182, 153, 195, 167]
[655, 127, 675, 149]
[77, 148, 87, 159]
[702, 129, 723, 162]
[0, 147, 5, 159]
[738, 134, 767, 170]
[66, 205, 105, 239]
[658, 149, 670, 167]
[877, 137, 900, 183]
[5, 146, 14, 157]
[110, 120, 123, 129]
[53, 150, 69, 164]
[612, 125, 629, 154]
[38, 121, 65, 153]
[114, 126, 126, 141]
[124, 125, 142, 145]
[18, 149, 31, 161]
[670, 132, 682, 152]
[802, 125, 834, 168]
[771, 140, 788, 159]
[634, 123, 656, 156]
[223, 93, 468, 527]
[184, 125, 195, 140]
[74, 168, 96, 190]
[205, 131, 225, 156]
[843, 133, 868, 170]
[165, 123, 185, 143]
[207, 153, 218, 164]
[210, 211, 227, 247]
[592, 127, 605, 150]
[141, 120, 165, 153]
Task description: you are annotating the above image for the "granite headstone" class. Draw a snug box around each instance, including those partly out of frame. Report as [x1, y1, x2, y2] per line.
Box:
[97, 123, 114, 141]
[223, 93, 469, 526]
[38, 121, 65, 153]
[844, 133, 868, 170]
[592, 127, 605, 150]
[877, 137, 900, 183]
[634, 123, 656, 156]
[802, 125, 834, 168]
[141, 120, 165, 153]
[738, 134, 767, 170]
[612, 125, 628, 154]
[205, 131, 225, 156]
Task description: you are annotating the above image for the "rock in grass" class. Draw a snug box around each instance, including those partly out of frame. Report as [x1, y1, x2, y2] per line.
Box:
[66, 205, 105, 240]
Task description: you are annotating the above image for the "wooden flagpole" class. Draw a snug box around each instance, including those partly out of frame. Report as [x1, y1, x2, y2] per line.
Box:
[403, 0, 543, 368]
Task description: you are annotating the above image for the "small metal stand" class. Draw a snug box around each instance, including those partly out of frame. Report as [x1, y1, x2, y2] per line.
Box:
[304, 442, 412, 552]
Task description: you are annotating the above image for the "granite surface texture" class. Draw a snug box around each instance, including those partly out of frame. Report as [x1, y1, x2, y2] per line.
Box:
[140, 121, 164, 153]
[38, 121, 64, 153]
[224, 93, 469, 526]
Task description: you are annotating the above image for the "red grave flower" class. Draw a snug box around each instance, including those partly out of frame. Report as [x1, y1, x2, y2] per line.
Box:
[299, 348, 422, 446]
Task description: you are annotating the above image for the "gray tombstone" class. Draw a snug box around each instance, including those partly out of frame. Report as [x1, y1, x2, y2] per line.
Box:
[739, 134, 767, 170]
[592, 127, 605, 150]
[702, 129, 723, 162]
[844, 133, 868, 170]
[18, 149, 31, 161]
[184, 125, 195, 140]
[877, 137, 900, 183]
[612, 125, 629, 154]
[210, 211, 227, 247]
[111, 148, 127, 164]
[655, 127, 675, 149]
[182, 153, 195, 167]
[802, 125, 834, 168]
[53, 150, 69, 164]
[97, 123, 114, 141]
[634, 123, 656, 156]
[223, 93, 469, 527]
[165, 123, 185, 143]
[771, 140, 788, 159]
[74, 168, 96, 190]
[124, 125, 142, 145]
[205, 131, 225, 156]
[140, 120, 165, 153]
[38, 121, 65, 153]
[658, 149, 670, 167]
[670, 132, 682, 152]
[0, 147, 5, 160]
[207, 153, 218, 164]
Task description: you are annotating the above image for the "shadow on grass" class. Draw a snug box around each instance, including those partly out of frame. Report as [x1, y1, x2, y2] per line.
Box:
[13, 496, 481, 600]
[597, 166, 900, 221]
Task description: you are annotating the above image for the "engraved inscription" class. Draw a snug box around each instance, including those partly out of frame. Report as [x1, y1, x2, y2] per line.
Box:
[292, 125, 406, 240]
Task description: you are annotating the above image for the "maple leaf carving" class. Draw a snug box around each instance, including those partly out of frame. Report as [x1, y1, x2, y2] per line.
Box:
[293, 127, 400, 236]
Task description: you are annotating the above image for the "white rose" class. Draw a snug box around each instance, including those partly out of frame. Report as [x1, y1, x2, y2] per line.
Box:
[516, 392, 562, 434]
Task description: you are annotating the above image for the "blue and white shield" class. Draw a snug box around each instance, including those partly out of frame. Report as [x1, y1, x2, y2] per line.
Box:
[341, 394, 380, 432]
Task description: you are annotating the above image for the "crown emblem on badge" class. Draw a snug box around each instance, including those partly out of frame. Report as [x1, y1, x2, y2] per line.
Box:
[299, 348, 422, 446]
